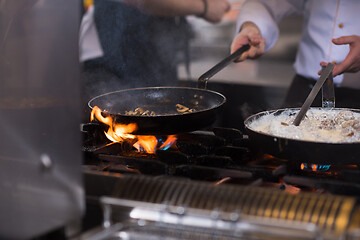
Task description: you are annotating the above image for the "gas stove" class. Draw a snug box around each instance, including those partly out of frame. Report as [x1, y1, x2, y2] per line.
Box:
[80, 123, 360, 240]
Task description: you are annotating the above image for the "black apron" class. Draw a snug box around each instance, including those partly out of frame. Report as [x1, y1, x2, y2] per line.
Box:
[283, 74, 360, 109]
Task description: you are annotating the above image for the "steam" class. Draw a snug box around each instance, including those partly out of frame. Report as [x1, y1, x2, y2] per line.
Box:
[82, 0, 191, 100]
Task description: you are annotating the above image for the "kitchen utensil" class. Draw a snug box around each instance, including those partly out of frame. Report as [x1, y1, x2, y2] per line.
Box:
[88, 45, 251, 135]
[322, 66, 335, 108]
[293, 63, 334, 126]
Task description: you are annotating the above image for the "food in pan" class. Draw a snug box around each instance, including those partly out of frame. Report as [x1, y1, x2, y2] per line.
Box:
[176, 104, 195, 113]
[124, 104, 196, 116]
[124, 107, 156, 116]
[247, 109, 360, 143]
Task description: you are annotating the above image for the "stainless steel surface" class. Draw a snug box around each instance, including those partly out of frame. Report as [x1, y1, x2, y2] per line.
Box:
[293, 63, 334, 126]
[322, 66, 335, 108]
[111, 175, 356, 234]
[82, 173, 359, 239]
[79, 195, 348, 240]
[0, 0, 84, 239]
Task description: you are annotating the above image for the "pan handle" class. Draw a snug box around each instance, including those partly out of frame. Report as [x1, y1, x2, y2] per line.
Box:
[198, 44, 250, 89]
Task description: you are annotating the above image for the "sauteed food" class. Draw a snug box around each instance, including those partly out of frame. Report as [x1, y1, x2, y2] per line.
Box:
[248, 109, 360, 143]
[124, 108, 156, 116]
[123, 104, 196, 116]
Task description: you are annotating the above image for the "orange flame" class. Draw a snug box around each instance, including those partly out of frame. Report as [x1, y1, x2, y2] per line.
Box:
[312, 164, 317, 171]
[159, 135, 177, 149]
[133, 135, 177, 153]
[300, 163, 332, 172]
[300, 163, 305, 170]
[91, 106, 177, 153]
[133, 136, 158, 154]
[91, 106, 137, 142]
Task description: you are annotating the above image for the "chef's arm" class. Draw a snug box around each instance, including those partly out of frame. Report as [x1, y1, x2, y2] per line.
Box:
[121, 0, 230, 23]
[230, 21, 265, 61]
[319, 35, 360, 77]
[231, 0, 304, 61]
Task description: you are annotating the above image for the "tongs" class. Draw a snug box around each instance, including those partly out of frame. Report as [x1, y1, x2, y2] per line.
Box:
[293, 63, 334, 126]
[321, 65, 335, 108]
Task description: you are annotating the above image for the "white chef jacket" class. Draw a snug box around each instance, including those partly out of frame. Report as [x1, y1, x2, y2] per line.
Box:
[236, 0, 360, 85]
[79, 4, 103, 62]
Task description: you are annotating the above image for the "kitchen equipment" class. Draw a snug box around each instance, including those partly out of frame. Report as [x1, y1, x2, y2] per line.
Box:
[244, 62, 360, 164]
[244, 107, 360, 164]
[293, 63, 334, 126]
[88, 45, 250, 135]
[322, 66, 335, 108]
[82, 170, 360, 240]
[81, 119, 360, 240]
[0, 0, 83, 239]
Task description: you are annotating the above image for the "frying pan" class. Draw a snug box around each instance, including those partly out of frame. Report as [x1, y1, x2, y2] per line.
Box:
[88, 45, 250, 135]
[244, 108, 360, 165]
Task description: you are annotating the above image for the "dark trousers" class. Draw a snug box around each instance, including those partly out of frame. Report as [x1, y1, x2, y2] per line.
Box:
[282, 74, 360, 109]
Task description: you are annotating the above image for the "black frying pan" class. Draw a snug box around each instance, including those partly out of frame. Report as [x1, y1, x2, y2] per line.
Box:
[88, 45, 250, 135]
[244, 108, 360, 165]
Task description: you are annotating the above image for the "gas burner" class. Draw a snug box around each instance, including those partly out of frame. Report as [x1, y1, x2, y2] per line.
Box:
[82, 124, 360, 195]
[81, 124, 360, 238]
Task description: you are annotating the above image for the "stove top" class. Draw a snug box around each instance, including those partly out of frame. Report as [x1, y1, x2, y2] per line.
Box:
[81, 123, 360, 240]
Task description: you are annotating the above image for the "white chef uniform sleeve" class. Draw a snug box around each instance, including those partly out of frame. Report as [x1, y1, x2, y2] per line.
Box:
[236, 0, 303, 51]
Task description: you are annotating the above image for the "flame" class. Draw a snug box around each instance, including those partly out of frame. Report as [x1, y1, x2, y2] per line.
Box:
[300, 163, 305, 170]
[91, 106, 177, 153]
[300, 163, 331, 172]
[159, 135, 177, 150]
[91, 106, 112, 125]
[133, 135, 177, 153]
[133, 136, 158, 153]
[312, 164, 317, 171]
[91, 106, 137, 142]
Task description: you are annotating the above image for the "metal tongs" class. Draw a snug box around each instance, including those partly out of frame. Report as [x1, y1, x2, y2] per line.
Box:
[293, 63, 335, 126]
[321, 65, 335, 108]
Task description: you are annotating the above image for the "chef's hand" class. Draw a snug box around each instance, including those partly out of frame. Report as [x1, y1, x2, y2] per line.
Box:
[230, 21, 265, 62]
[319, 35, 360, 76]
[202, 0, 231, 23]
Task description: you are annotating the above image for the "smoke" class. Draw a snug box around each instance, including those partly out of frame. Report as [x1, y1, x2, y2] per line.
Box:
[83, 0, 191, 92]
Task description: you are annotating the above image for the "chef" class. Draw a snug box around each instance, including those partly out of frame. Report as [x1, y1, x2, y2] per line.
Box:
[230, 0, 360, 108]
[79, 0, 230, 121]
[82, 0, 230, 94]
